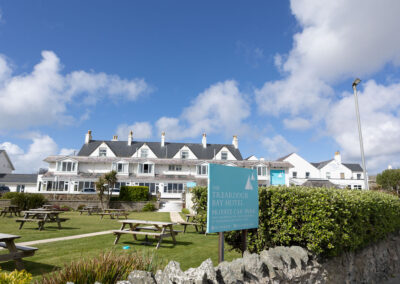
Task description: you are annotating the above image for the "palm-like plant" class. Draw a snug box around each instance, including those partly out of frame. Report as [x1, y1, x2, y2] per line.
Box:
[95, 176, 107, 210]
[104, 170, 118, 208]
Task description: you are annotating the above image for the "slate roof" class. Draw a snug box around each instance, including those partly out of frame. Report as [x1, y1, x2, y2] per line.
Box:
[276, 153, 294, 161]
[343, 163, 363, 172]
[77, 140, 243, 160]
[302, 179, 340, 188]
[0, 174, 38, 183]
[310, 160, 333, 169]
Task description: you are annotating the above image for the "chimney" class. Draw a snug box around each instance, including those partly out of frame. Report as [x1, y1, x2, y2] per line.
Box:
[202, 133, 207, 148]
[85, 130, 92, 144]
[388, 165, 393, 170]
[161, 132, 165, 147]
[128, 130, 133, 146]
[232, 135, 238, 149]
[112, 135, 118, 141]
[334, 151, 341, 164]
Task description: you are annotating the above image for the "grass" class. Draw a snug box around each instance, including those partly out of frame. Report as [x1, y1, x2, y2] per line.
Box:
[0, 211, 241, 281]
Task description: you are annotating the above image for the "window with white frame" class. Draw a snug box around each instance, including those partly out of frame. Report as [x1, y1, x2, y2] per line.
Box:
[181, 150, 189, 159]
[357, 173, 361, 180]
[221, 151, 228, 160]
[99, 147, 107, 157]
[56, 161, 77, 172]
[326, 172, 331, 179]
[197, 164, 208, 175]
[253, 165, 266, 176]
[138, 163, 154, 174]
[340, 172, 345, 179]
[306, 172, 310, 178]
[292, 171, 297, 178]
[354, 185, 362, 190]
[140, 149, 148, 158]
[112, 162, 128, 174]
[168, 165, 182, 171]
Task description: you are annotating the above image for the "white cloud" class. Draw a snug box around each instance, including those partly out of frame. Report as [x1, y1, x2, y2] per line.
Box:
[262, 135, 297, 159]
[0, 51, 151, 130]
[256, 0, 400, 172]
[326, 80, 400, 172]
[156, 80, 251, 140]
[0, 133, 58, 173]
[116, 122, 153, 140]
[59, 148, 77, 156]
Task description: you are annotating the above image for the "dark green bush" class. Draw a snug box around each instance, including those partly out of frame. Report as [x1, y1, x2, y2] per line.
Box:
[181, 208, 190, 214]
[38, 251, 162, 284]
[191, 186, 207, 227]
[225, 186, 400, 257]
[142, 202, 156, 212]
[119, 186, 149, 201]
[3, 192, 47, 210]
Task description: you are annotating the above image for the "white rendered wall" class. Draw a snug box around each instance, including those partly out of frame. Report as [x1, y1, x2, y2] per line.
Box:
[131, 144, 157, 158]
[89, 142, 116, 157]
[172, 146, 198, 159]
[0, 153, 13, 173]
[215, 147, 237, 160]
[284, 153, 320, 181]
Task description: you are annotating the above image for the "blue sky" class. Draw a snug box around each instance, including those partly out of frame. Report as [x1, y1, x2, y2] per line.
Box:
[1, 0, 400, 174]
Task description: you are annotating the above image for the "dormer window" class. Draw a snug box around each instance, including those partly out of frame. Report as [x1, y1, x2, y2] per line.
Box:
[112, 161, 129, 174]
[181, 150, 189, 159]
[141, 149, 148, 158]
[56, 161, 77, 172]
[99, 147, 107, 157]
[221, 151, 228, 160]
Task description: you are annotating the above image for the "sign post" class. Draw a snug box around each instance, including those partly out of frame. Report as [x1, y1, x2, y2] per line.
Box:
[207, 164, 259, 263]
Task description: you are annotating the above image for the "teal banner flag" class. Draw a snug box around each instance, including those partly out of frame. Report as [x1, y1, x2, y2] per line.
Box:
[207, 164, 259, 233]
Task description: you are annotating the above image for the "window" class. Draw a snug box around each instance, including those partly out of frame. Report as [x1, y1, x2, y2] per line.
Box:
[197, 164, 208, 175]
[253, 166, 266, 176]
[347, 185, 352, 189]
[357, 173, 361, 180]
[181, 150, 189, 159]
[138, 163, 153, 174]
[221, 151, 228, 160]
[292, 171, 297, 178]
[305, 172, 310, 179]
[46, 180, 71, 191]
[138, 182, 157, 193]
[56, 161, 77, 172]
[99, 147, 107, 157]
[77, 181, 94, 191]
[354, 185, 362, 190]
[164, 183, 184, 193]
[168, 165, 182, 171]
[112, 162, 128, 174]
[326, 172, 331, 179]
[16, 185, 25, 193]
[340, 172, 345, 179]
[140, 149, 148, 158]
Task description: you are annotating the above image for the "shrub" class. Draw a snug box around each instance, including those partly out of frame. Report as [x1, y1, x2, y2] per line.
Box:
[52, 205, 71, 211]
[38, 250, 161, 284]
[119, 186, 149, 201]
[77, 204, 86, 210]
[225, 186, 400, 257]
[0, 268, 32, 284]
[181, 208, 190, 214]
[4, 193, 47, 210]
[142, 202, 156, 212]
[191, 186, 207, 227]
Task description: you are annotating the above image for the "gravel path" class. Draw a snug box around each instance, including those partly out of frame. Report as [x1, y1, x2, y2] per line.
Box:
[170, 212, 185, 223]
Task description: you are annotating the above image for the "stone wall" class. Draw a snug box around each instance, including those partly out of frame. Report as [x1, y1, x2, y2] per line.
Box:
[46, 200, 159, 211]
[120, 232, 400, 283]
[0, 199, 10, 207]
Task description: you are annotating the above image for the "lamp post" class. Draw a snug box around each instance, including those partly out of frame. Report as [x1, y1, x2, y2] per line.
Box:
[352, 78, 369, 190]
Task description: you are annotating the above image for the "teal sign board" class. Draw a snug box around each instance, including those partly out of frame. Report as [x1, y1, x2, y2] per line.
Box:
[270, 169, 285, 185]
[186, 182, 197, 188]
[207, 164, 259, 233]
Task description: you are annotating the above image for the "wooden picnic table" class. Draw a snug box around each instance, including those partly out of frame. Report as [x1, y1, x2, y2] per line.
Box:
[16, 210, 68, 230]
[99, 208, 129, 219]
[177, 214, 202, 233]
[0, 233, 38, 270]
[0, 205, 22, 217]
[79, 205, 101, 215]
[112, 219, 178, 249]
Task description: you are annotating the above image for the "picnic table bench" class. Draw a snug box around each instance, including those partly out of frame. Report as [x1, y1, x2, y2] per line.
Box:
[0, 205, 22, 217]
[112, 220, 178, 249]
[16, 210, 68, 230]
[178, 214, 203, 233]
[99, 209, 129, 219]
[79, 206, 101, 215]
[0, 233, 38, 270]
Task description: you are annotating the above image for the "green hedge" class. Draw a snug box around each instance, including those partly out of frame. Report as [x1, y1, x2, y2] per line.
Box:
[2, 192, 47, 210]
[225, 186, 400, 257]
[118, 186, 149, 201]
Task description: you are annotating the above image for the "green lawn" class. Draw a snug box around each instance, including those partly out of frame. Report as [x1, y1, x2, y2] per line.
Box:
[0, 211, 241, 281]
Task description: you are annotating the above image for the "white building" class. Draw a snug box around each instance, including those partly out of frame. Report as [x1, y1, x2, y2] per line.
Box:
[37, 131, 292, 198]
[277, 152, 366, 189]
[0, 150, 38, 192]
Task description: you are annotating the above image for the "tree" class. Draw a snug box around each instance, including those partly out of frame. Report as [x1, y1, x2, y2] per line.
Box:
[104, 170, 118, 208]
[95, 176, 107, 209]
[376, 169, 400, 195]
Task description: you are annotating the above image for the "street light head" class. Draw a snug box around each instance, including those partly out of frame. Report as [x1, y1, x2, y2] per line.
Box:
[352, 78, 361, 87]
